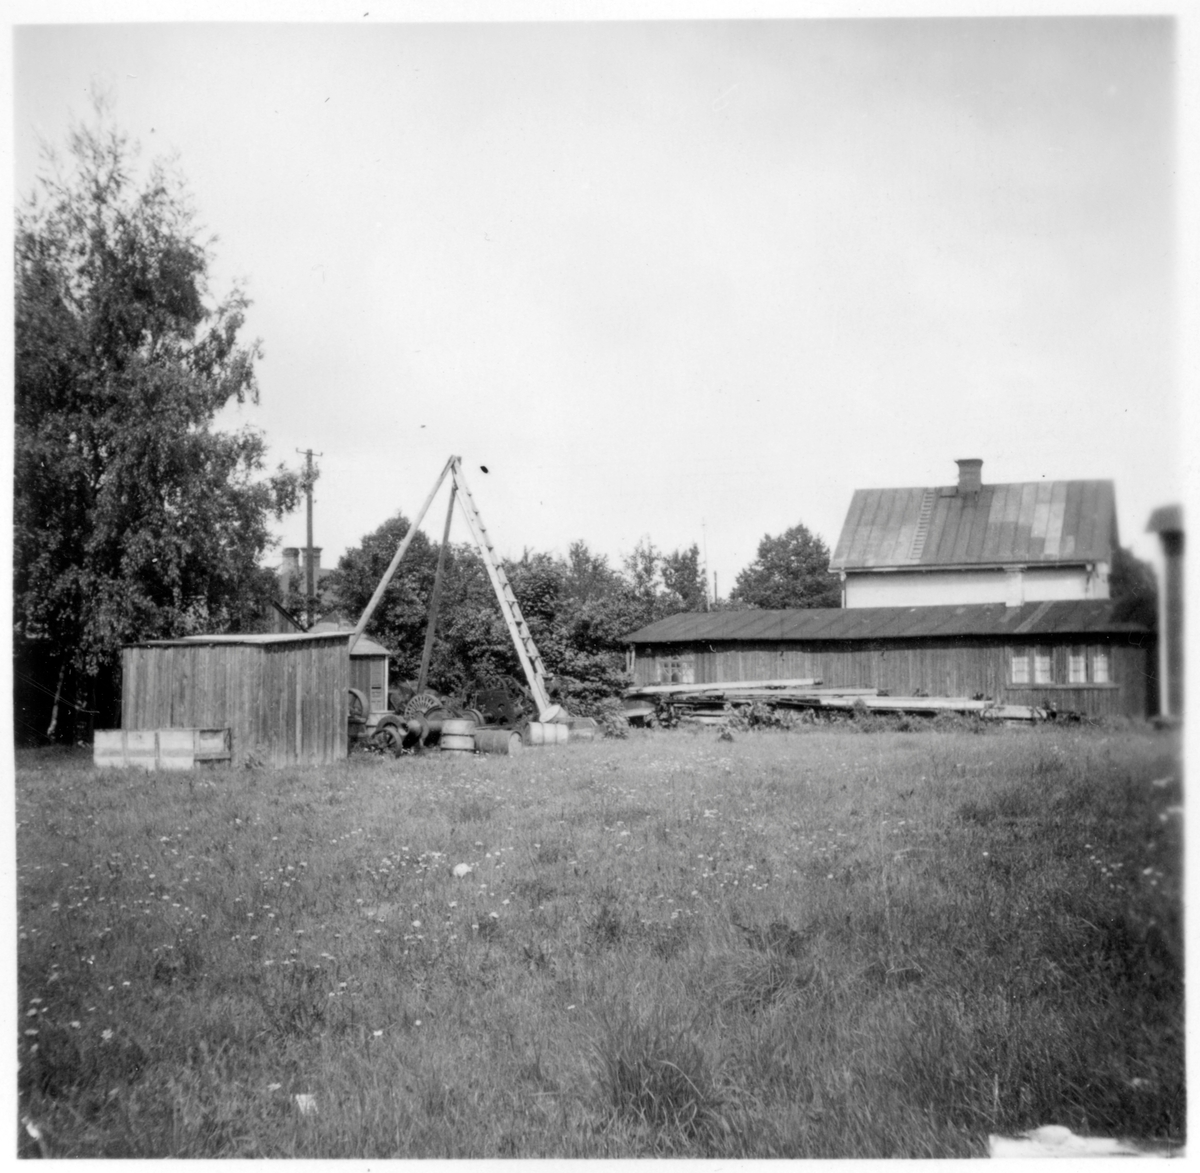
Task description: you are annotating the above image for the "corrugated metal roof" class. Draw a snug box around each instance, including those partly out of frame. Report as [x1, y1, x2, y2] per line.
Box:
[830, 480, 1116, 570]
[135, 631, 353, 648]
[623, 600, 1146, 644]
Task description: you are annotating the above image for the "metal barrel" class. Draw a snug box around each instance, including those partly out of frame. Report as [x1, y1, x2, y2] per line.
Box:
[474, 728, 523, 755]
[524, 721, 568, 746]
[439, 718, 476, 754]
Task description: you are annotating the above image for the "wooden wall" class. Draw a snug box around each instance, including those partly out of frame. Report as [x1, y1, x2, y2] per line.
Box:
[122, 637, 350, 767]
[631, 636, 1154, 718]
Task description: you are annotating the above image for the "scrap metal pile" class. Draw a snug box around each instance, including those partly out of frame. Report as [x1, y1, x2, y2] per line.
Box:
[623, 678, 1053, 724]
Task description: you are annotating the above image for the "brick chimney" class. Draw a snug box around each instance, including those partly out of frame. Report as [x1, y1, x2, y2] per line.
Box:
[279, 547, 300, 597]
[956, 459, 983, 495]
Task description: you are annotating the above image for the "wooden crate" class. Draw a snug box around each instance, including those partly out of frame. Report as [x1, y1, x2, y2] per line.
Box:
[94, 729, 232, 771]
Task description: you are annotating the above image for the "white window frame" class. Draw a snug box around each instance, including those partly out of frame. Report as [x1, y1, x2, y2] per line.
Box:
[1092, 647, 1110, 684]
[1011, 648, 1030, 685]
[1033, 647, 1053, 685]
[1068, 647, 1087, 684]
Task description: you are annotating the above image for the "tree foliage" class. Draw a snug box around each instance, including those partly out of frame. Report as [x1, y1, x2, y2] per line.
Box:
[1110, 545, 1158, 629]
[729, 523, 841, 609]
[14, 109, 298, 720]
[329, 520, 704, 712]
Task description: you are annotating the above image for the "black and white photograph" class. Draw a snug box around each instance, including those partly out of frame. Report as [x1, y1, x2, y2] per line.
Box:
[10, 1, 1191, 1159]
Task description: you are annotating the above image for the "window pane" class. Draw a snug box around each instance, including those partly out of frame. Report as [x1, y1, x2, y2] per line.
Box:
[1034, 649, 1053, 684]
[658, 655, 694, 684]
[1011, 649, 1030, 684]
[1068, 648, 1087, 683]
[1093, 648, 1110, 683]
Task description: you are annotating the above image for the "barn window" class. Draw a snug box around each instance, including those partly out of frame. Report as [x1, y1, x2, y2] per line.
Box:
[1092, 647, 1110, 683]
[1010, 649, 1030, 684]
[1068, 647, 1087, 684]
[657, 653, 694, 685]
[1033, 648, 1053, 685]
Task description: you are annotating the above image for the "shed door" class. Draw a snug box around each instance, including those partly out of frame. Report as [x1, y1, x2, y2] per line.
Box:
[370, 658, 387, 712]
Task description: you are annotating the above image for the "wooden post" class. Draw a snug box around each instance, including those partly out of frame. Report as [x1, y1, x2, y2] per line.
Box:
[351, 456, 456, 651]
[417, 482, 456, 693]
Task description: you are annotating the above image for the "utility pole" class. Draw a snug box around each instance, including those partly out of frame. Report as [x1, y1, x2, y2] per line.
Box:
[297, 449, 322, 627]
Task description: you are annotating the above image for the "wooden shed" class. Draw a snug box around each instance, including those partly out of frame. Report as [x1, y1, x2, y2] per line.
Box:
[624, 601, 1156, 719]
[121, 631, 351, 768]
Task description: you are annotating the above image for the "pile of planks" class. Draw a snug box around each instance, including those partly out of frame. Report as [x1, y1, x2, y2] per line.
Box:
[623, 679, 1049, 723]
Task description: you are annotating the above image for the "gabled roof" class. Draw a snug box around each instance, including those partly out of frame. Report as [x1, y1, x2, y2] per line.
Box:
[623, 601, 1146, 644]
[830, 480, 1116, 571]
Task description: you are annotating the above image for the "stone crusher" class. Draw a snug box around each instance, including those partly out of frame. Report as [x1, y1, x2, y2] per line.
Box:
[349, 455, 585, 755]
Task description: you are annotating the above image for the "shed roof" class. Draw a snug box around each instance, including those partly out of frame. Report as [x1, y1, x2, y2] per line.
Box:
[134, 631, 352, 648]
[309, 620, 393, 657]
[623, 601, 1146, 644]
[830, 480, 1116, 571]
[133, 629, 392, 656]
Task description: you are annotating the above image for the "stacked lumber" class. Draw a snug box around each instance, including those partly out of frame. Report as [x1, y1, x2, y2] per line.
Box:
[623, 680, 1048, 722]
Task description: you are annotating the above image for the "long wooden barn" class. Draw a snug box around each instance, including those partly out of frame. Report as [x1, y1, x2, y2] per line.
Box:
[121, 631, 353, 768]
[623, 601, 1156, 719]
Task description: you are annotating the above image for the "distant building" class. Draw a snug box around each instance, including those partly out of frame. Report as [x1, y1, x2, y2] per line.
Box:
[829, 459, 1116, 609]
[1147, 505, 1183, 719]
[623, 458, 1156, 718]
[623, 602, 1153, 719]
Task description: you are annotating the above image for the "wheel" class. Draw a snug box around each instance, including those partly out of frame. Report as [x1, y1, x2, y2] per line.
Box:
[370, 717, 405, 755]
[348, 688, 369, 722]
[404, 691, 442, 719]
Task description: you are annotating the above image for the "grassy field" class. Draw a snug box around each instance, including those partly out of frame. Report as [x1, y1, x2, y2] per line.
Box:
[15, 720, 1184, 1158]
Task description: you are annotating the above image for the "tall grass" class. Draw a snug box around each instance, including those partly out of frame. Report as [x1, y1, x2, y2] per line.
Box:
[16, 723, 1183, 1157]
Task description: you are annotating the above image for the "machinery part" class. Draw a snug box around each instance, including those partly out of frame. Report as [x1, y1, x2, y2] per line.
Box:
[475, 687, 520, 727]
[348, 688, 370, 726]
[460, 707, 486, 727]
[370, 714, 405, 755]
[404, 691, 442, 719]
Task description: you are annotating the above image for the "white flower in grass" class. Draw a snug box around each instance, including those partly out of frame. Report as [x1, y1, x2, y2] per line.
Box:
[101, 1029, 113, 1042]
[267, 1082, 282, 1092]
[293, 1093, 317, 1116]
[373, 1030, 383, 1038]
[452, 863, 473, 878]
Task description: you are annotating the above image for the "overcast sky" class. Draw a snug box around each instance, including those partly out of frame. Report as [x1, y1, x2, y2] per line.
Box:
[12, 6, 1190, 591]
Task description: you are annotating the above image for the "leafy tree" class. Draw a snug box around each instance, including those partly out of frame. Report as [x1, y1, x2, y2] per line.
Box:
[622, 537, 663, 603]
[730, 523, 841, 609]
[14, 107, 299, 737]
[1110, 545, 1158, 629]
[662, 543, 707, 610]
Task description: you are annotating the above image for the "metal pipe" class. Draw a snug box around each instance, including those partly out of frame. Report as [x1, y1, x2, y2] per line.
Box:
[351, 456, 456, 651]
[417, 482, 457, 692]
